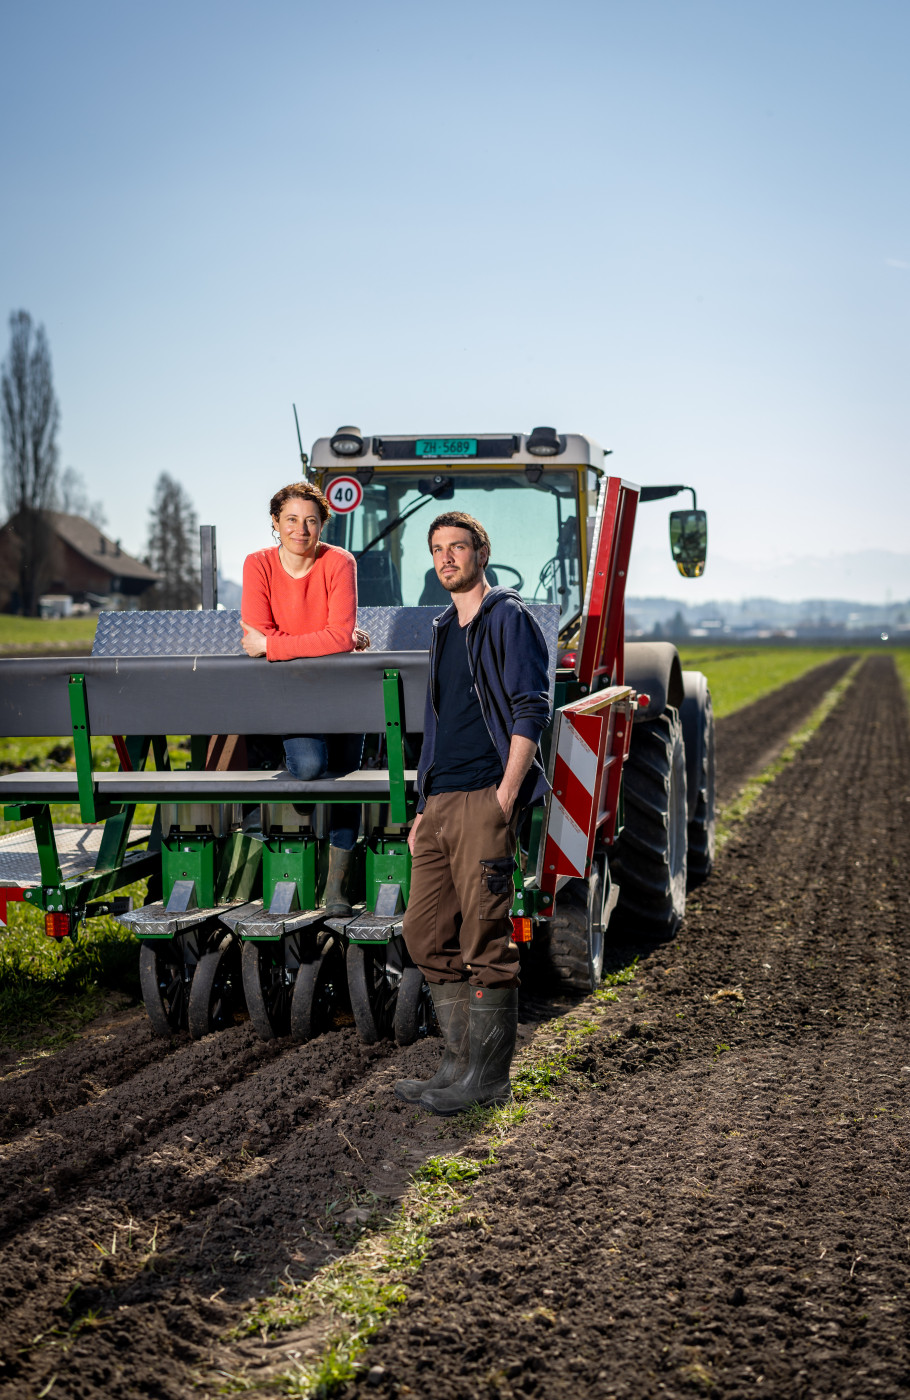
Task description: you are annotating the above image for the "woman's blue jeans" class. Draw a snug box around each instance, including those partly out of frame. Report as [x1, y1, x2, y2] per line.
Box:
[283, 733, 364, 850]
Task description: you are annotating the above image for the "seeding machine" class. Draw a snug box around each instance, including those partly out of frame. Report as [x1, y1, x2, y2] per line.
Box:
[0, 430, 714, 1045]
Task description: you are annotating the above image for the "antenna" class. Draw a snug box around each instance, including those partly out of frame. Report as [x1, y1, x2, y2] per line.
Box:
[293, 404, 309, 479]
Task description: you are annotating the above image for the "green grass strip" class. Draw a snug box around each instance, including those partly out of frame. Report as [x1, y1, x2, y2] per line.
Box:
[892, 648, 910, 711]
[214, 974, 637, 1397]
[715, 656, 862, 851]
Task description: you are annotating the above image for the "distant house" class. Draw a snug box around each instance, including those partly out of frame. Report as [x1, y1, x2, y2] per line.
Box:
[0, 511, 160, 613]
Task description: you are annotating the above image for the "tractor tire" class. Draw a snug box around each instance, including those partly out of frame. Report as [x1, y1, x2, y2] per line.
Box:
[610, 708, 688, 938]
[685, 687, 716, 888]
[541, 860, 609, 994]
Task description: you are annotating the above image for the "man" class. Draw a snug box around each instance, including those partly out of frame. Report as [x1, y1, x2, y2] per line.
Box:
[395, 511, 551, 1115]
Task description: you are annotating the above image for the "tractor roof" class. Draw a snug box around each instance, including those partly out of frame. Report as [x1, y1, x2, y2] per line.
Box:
[310, 431, 605, 470]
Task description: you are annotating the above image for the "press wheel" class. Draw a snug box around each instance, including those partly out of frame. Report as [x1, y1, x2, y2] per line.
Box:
[242, 939, 294, 1040]
[187, 933, 243, 1039]
[393, 965, 434, 1046]
[290, 934, 344, 1041]
[346, 942, 397, 1045]
[139, 939, 191, 1036]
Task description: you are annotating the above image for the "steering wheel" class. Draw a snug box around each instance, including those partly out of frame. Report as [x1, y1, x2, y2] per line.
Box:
[488, 562, 524, 591]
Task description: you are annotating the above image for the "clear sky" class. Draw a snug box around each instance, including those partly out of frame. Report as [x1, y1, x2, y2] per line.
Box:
[1, 0, 907, 602]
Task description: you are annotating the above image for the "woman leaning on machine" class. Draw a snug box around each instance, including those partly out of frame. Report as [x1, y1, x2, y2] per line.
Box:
[241, 479, 368, 917]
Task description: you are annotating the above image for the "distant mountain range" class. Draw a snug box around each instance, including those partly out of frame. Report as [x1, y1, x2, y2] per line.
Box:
[625, 548, 910, 608]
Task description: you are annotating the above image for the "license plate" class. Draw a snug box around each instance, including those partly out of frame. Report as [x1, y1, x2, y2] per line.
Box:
[415, 438, 477, 458]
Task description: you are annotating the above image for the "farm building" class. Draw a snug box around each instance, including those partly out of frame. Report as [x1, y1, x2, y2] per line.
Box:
[0, 510, 160, 613]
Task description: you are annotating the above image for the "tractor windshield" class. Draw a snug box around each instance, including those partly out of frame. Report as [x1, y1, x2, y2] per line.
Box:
[322, 470, 582, 625]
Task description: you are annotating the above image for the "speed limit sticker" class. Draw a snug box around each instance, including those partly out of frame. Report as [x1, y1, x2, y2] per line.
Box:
[326, 476, 363, 513]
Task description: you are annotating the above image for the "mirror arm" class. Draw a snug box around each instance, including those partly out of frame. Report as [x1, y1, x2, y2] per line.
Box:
[639, 484, 698, 509]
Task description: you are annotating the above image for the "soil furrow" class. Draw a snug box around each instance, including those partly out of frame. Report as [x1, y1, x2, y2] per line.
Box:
[714, 652, 856, 805]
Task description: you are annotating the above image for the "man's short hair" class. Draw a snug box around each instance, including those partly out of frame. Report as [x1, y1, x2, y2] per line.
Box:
[427, 511, 491, 557]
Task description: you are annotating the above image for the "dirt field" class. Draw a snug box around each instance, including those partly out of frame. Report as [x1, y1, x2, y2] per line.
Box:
[0, 654, 907, 1399]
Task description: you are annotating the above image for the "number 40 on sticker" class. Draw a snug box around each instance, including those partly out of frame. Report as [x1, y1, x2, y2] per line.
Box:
[326, 476, 363, 513]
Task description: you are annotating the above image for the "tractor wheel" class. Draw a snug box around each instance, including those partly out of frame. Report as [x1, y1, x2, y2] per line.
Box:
[347, 942, 398, 1044]
[187, 933, 243, 1039]
[541, 859, 608, 994]
[610, 708, 688, 938]
[685, 687, 716, 888]
[242, 939, 294, 1040]
[139, 939, 191, 1036]
[290, 934, 345, 1042]
[393, 965, 435, 1046]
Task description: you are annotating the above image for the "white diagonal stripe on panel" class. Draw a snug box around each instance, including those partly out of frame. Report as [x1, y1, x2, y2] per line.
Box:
[557, 715, 598, 792]
[545, 797, 588, 877]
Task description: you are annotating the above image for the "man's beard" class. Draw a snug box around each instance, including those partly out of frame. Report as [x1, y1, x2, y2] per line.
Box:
[441, 559, 482, 593]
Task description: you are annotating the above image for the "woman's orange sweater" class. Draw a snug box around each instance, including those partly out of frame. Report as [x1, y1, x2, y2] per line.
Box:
[241, 544, 357, 661]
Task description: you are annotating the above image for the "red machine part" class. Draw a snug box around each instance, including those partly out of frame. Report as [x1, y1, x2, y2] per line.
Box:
[44, 911, 73, 939]
[575, 476, 639, 690]
[0, 887, 25, 926]
[511, 916, 534, 944]
[536, 688, 635, 910]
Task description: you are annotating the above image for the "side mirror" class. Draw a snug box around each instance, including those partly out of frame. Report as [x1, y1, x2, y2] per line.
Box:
[669, 509, 707, 578]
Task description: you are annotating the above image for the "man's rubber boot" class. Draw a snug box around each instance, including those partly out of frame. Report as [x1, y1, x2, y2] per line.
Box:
[323, 845, 354, 917]
[419, 987, 518, 1117]
[394, 981, 470, 1104]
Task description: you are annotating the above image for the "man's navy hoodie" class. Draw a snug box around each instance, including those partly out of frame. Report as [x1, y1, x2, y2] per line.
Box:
[416, 587, 552, 813]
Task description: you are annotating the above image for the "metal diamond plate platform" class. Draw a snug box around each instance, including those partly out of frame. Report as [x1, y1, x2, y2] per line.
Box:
[0, 825, 152, 888]
[93, 610, 245, 656]
[356, 605, 559, 682]
[92, 604, 560, 694]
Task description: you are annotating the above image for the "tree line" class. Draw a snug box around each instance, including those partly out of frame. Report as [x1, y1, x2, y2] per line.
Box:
[1, 310, 200, 614]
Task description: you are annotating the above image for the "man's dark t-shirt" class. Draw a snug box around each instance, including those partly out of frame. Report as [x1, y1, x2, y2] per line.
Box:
[428, 622, 503, 795]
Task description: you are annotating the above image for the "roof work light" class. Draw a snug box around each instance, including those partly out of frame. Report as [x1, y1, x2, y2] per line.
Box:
[330, 426, 365, 456]
[527, 426, 562, 457]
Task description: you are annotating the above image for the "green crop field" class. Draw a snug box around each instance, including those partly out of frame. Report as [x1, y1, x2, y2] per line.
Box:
[676, 644, 865, 718]
[0, 614, 97, 652]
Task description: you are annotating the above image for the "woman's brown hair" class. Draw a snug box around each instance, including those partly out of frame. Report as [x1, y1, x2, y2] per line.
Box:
[270, 480, 331, 524]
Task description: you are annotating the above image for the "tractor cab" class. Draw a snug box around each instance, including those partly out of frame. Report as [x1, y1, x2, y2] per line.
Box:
[312, 430, 602, 632]
[312, 429, 707, 651]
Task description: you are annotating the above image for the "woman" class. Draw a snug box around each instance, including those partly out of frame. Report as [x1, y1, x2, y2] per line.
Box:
[242, 479, 367, 916]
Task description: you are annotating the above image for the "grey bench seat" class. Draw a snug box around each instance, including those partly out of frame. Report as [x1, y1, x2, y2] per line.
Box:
[0, 768, 417, 804]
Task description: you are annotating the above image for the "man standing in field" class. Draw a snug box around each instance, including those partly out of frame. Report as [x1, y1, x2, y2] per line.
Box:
[395, 511, 551, 1115]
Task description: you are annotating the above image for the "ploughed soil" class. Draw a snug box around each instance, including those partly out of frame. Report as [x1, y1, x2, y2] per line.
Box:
[1, 654, 907, 1399]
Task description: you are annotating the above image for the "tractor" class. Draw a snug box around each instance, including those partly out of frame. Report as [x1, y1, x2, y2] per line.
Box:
[0, 427, 713, 1043]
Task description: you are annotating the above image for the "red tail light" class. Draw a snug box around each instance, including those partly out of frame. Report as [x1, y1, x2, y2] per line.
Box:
[45, 911, 72, 939]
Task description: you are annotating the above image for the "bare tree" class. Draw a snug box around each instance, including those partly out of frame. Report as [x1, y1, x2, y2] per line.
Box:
[1, 311, 61, 614]
[145, 472, 200, 609]
[58, 466, 107, 528]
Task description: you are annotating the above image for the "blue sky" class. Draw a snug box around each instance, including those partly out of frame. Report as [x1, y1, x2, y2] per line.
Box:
[1, 0, 907, 602]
